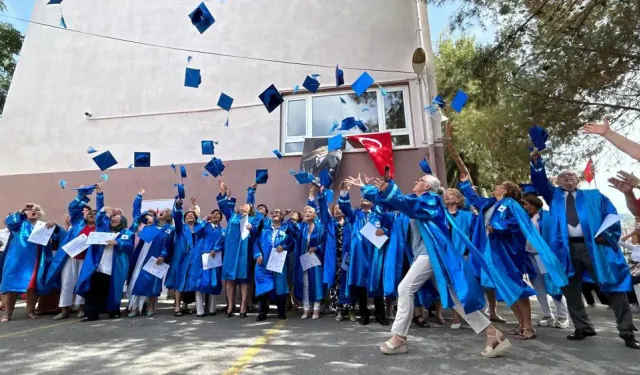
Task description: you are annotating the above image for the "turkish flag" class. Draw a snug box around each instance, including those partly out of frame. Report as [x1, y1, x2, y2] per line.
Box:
[346, 132, 395, 178]
[584, 158, 595, 184]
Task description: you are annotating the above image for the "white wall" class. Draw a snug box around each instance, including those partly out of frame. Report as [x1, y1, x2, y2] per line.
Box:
[0, 0, 430, 176]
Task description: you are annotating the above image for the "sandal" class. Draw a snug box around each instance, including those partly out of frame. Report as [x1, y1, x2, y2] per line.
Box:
[435, 315, 446, 325]
[512, 325, 523, 335]
[380, 337, 408, 355]
[515, 327, 537, 340]
[27, 312, 38, 320]
[412, 316, 430, 328]
[481, 331, 512, 358]
[173, 311, 184, 317]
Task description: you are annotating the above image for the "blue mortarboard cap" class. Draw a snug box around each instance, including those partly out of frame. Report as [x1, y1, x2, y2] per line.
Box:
[328, 134, 343, 151]
[204, 157, 225, 177]
[528, 125, 548, 152]
[175, 183, 185, 199]
[319, 169, 332, 188]
[87, 146, 97, 154]
[59, 179, 67, 189]
[201, 140, 215, 155]
[519, 184, 539, 195]
[134, 152, 151, 168]
[302, 76, 320, 93]
[352, 72, 374, 97]
[47, 0, 63, 4]
[180, 165, 187, 179]
[292, 85, 300, 94]
[356, 120, 368, 132]
[217, 93, 233, 111]
[73, 185, 96, 196]
[450, 90, 468, 113]
[433, 95, 446, 108]
[336, 65, 345, 87]
[293, 171, 315, 185]
[138, 225, 161, 243]
[185, 68, 201, 88]
[259, 84, 284, 113]
[419, 157, 432, 175]
[325, 189, 335, 203]
[255, 169, 269, 184]
[273, 149, 283, 159]
[92, 151, 118, 171]
[189, 2, 215, 34]
[338, 117, 357, 130]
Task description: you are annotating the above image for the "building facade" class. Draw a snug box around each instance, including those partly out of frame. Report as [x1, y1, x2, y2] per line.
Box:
[0, 0, 443, 221]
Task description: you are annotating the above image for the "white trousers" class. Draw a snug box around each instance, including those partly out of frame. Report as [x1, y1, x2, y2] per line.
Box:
[391, 255, 490, 337]
[128, 295, 146, 313]
[196, 292, 218, 315]
[302, 271, 320, 312]
[59, 258, 85, 308]
[533, 275, 568, 319]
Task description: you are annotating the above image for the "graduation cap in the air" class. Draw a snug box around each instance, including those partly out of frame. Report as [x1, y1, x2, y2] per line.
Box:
[331, 117, 365, 132]
[519, 184, 539, 195]
[352, 72, 374, 97]
[328, 134, 343, 151]
[175, 183, 185, 199]
[185, 68, 201, 88]
[293, 171, 315, 185]
[302, 76, 320, 93]
[419, 157, 432, 175]
[450, 90, 468, 113]
[528, 125, 548, 152]
[201, 140, 215, 155]
[258, 84, 284, 113]
[204, 157, 225, 177]
[189, 2, 216, 34]
[92, 151, 118, 171]
[432, 95, 446, 108]
[336, 65, 345, 87]
[87, 146, 97, 154]
[217, 93, 233, 111]
[134, 152, 151, 168]
[255, 169, 269, 184]
[47, 0, 63, 4]
[319, 169, 332, 188]
[273, 149, 283, 159]
[59, 179, 67, 189]
[180, 165, 187, 179]
[73, 185, 97, 196]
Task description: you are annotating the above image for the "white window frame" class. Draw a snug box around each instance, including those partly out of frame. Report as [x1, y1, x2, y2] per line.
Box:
[280, 85, 414, 155]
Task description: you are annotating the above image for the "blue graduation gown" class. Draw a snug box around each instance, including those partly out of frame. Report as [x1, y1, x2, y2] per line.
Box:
[317, 190, 351, 305]
[0, 213, 62, 295]
[253, 224, 293, 296]
[47, 192, 103, 287]
[76, 210, 135, 311]
[451, 210, 475, 256]
[531, 157, 632, 293]
[128, 223, 173, 297]
[165, 208, 206, 292]
[186, 222, 225, 294]
[290, 220, 325, 302]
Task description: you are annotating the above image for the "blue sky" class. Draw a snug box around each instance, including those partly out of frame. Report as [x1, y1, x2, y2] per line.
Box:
[3, 0, 35, 34]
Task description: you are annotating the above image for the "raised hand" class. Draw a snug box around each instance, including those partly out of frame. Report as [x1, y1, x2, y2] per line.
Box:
[175, 199, 183, 209]
[138, 189, 145, 196]
[582, 117, 610, 136]
[190, 197, 196, 205]
[339, 181, 350, 191]
[95, 183, 102, 193]
[345, 174, 366, 188]
[219, 180, 228, 193]
[608, 177, 634, 194]
[616, 170, 640, 189]
[284, 209, 292, 216]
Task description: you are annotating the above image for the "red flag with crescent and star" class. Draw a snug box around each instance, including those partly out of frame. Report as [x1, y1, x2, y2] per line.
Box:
[584, 158, 595, 184]
[346, 132, 395, 178]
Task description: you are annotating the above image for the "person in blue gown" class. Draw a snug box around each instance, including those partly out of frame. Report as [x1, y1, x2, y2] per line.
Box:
[253, 208, 294, 321]
[166, 197, 207, 317]
[187, 209, 225, 317]
[1, 204, 62, 322]
[127, 190, 174, 317]
[76, 191, 135, 321]
[216, 181, 262, 318]
[347, 173, 510, 358]
[316, 186, 355, 322]
[338, 181, 390, 325]
[530, 152, 639, 349]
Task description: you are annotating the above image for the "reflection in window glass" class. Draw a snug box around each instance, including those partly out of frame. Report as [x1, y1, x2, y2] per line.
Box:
[286, 100, 306, 137]
[384, 91, 406, 130]
[392, 135, 411, 147]
[311, 92, 378, 137]
[284, 142, 304, 153]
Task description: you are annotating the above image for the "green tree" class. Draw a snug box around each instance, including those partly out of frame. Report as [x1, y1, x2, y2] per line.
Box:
[429, 0, 640, 187]
[0, 0, 24, 113]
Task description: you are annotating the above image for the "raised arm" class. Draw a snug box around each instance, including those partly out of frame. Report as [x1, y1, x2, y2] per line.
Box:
[132, 190, 144, 222]
[173, 199, 184, 234]
[4, 211, 26, 232]
[583, 118, 640, 162]
[338, 182, 356, 223]
[96, 189, 104, 212]
[216, 181, 236, 222]
[246, 185, 256, 206]
[68, 192, 91, 225]
[457, 179, 493, 210]
[371, 181, 441, 221]
[317, 188, 333, 226]
[529, 154, 555, 205]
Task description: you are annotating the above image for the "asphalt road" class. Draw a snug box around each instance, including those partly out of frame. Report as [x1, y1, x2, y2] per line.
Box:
[0, 300, 639, 375]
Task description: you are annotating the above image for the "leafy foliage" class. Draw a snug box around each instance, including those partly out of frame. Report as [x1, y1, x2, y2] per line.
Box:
[0, 20, 23, 113]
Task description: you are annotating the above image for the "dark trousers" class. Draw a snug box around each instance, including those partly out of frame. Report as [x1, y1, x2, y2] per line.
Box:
[352, 286, 384, 318]
[84, 272, 113, 319]
[582, 282, 610, 306]
[258, 294, 286, 316]
[628, 275, 640, 304]
[562, 240, 635, 337]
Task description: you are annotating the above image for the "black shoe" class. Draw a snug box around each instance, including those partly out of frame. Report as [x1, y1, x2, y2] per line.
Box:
[210, 311, 217, 316]
[278, 314, 287, 320]
[412, 316, 430, 328]
[358, 317, 370, 325]
[239, 312, 248, 318]
[567, 329, 597, 340]
[225, 311, 234, 318]
[108, 312, 121, 319]
[81, 316, 99, 322]
[256, 313, 267, 321]
[197, 314, 207, 318]
[621, 335, 640, 349]
[376, 316, 390, 326]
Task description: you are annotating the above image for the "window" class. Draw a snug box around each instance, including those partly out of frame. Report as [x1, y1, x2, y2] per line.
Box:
[281, 86, 413, 154]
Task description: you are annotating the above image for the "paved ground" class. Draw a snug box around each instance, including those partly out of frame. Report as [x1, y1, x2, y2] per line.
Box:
[1, 300, 639, 375]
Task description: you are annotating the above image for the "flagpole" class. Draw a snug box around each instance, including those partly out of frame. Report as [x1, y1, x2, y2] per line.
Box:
[593, 160, 598, 189]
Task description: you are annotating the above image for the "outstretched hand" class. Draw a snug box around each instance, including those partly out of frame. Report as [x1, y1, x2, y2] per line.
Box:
[344, 174, 366, 188]
[138, 189, 145, 196]
[608, 177, 634, 194]
[616, 170, 640, 188]
[583, 117, 610, 136]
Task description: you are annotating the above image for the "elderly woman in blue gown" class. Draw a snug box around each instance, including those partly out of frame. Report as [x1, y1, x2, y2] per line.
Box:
[1, 204, 62, 322]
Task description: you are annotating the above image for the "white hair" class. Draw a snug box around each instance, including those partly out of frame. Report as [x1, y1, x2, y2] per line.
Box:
[423, 175, 445, 194]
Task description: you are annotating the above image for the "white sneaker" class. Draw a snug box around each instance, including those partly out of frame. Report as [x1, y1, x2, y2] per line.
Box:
[335, 312, 344, 322]
[301, 311, 310, 319]
[554, 318, 570, 329]
[450, 323, 462, 330]
[537, 316, 555, 327]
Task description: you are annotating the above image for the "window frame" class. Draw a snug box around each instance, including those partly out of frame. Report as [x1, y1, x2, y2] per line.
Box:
[280, 85, 414, 156]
